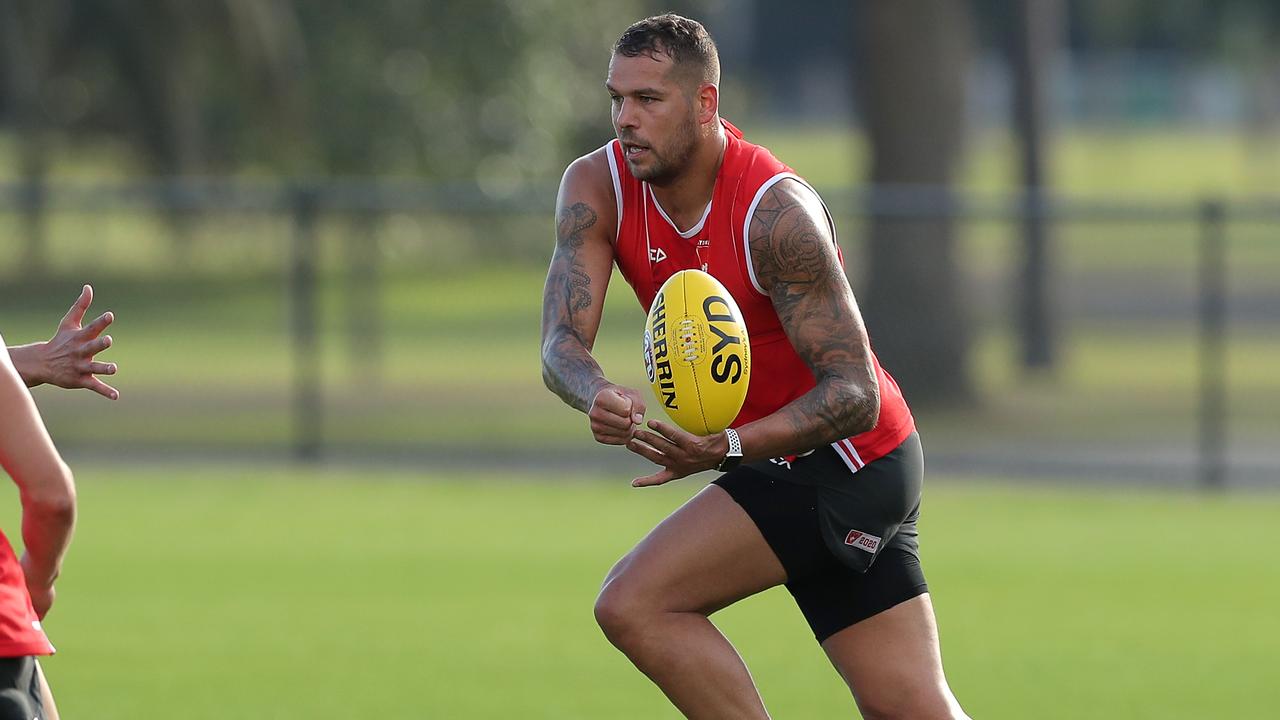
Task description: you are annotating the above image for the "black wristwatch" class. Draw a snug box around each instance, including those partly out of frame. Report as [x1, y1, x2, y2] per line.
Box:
[716, 428, 743, 472]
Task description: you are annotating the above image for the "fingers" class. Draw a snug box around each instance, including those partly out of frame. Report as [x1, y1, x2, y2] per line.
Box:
[80, 311, 114, 340]
[82, 335, 113, 356]
[632, 468, 676, 488]
[622, 389, 647, 420]
[59, 285, 93, 330]
[85, 376, 119, 401]
[87, 361, 117, 375]
[626, 435, 669, 466]
[631, 427, 679, 456]
[590, 386, 645, 444]
[645, 419, 690, 443]
[589, 407, 633, 442]
[590, 416, 636, 444]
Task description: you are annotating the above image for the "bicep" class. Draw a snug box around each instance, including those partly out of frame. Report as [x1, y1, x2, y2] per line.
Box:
[747, 180, 873, 381]
[0, 345, 67, 494]
[542, 163, 616, 351]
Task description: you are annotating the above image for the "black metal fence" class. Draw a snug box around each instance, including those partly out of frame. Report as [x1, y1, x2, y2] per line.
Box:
[2, 180, 1276, 489]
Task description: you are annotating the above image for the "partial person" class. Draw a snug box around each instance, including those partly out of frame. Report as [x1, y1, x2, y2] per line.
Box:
[0, 339, 75, 720]
[540, 14, 969, 719]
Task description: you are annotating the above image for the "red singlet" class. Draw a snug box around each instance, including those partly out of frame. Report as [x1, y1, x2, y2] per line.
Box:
[0, 530, 53, 657]
[605, 120, 915, 471]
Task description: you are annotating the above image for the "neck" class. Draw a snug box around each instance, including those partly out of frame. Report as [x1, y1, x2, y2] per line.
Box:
[648, 121, 726, 226]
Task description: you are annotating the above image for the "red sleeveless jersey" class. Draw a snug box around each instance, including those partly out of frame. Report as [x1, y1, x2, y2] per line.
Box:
[0, 529, 54, 657]
[605, 120, 914, 471]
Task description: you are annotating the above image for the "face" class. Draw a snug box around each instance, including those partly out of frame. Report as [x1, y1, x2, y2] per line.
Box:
[606, 52, 702, 184]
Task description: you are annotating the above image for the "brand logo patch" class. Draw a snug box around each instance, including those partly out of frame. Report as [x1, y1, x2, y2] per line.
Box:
[649, 247, 667, 263]
[844, 529, 882, 554]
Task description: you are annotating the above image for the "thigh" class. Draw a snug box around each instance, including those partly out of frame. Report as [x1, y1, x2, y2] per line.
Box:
[821, 594, 963, 719]
[603, 483, 787, 615]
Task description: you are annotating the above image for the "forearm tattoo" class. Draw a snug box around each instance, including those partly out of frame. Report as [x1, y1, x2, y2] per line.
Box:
[748, 182, 879, 444]
[541, 202, 607, 413]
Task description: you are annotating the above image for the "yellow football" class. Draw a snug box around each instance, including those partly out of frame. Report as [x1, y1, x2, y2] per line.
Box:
[642, 269, 751, 435]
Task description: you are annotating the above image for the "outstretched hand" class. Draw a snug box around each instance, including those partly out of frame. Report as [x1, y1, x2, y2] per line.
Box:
[34, 285, 119, 400]
[626, 419, 729, 488]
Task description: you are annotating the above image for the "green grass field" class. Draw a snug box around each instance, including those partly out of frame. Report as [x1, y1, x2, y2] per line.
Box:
[6, 466, 1274, 719]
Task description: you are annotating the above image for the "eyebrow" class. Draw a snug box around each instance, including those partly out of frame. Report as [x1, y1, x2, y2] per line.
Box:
[605, 84, 666, 97]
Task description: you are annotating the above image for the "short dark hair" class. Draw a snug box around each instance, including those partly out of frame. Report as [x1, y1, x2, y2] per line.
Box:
[614, 13, 720, 86]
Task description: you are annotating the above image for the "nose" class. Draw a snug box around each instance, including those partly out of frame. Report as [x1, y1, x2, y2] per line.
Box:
[615, 98, 639, 131]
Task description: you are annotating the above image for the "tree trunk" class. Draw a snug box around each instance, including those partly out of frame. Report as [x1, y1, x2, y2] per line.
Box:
[1011, 0, 1062, 371]
[1, 0, 50, 276]
[854, 0, 974, 407]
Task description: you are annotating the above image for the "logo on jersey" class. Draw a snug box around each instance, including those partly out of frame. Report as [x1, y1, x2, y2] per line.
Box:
[844, 529, 882, 554]
[649, 247, 667, 264]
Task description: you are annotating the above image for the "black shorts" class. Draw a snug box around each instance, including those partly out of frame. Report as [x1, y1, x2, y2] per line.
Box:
[0, 656, 46, 720]
[713, 432, 929, 642]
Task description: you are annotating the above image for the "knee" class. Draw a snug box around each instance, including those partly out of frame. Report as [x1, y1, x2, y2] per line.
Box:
[592, 575, 652, 648]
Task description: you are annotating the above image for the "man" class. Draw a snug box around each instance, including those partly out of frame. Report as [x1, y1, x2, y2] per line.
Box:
[541, 14, 969, 720]
[0, 285, 116, 719]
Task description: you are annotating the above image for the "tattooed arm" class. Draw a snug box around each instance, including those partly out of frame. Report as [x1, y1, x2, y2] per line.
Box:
[738, 179, 879, 456]
[627, 179, 876, 485]
[541, 151, 648, 444]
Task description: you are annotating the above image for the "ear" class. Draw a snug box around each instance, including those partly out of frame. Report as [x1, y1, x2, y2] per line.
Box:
[696, 82, 719, 126]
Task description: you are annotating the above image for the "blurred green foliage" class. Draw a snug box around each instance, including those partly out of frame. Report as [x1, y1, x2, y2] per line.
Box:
[1, 0, 681, 180]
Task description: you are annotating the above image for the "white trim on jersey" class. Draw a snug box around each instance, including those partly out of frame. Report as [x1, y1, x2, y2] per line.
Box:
[646, 184, 711, 239]
[831, 439, 865, 473]
[740, 172, 841, 296]
[605, 141, 624, 241]
[642, 185, 655, 267]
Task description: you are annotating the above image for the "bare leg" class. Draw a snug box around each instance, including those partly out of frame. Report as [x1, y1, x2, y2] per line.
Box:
[594, 484, 788, 720]
[34, 660, 59, 720]
[821, 594, 969, 720]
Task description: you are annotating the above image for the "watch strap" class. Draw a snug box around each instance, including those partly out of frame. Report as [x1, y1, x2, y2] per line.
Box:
[717, 428, 743, 472]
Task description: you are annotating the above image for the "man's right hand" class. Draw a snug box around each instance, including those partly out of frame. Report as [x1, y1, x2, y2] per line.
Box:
[589, 385, 647, 445]
[20, 554, 55, 620]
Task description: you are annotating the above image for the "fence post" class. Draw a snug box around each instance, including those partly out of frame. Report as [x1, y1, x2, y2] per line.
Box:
[290, 186, 323, 461]
[345, 212, 382, 387]
[1198, 199, 1227, 490]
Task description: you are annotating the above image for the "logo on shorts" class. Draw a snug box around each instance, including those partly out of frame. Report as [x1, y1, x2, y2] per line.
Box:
[844, 529, 882, 554]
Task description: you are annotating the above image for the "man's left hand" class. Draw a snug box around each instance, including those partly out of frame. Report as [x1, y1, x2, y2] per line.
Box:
[626, 420, 729, 488]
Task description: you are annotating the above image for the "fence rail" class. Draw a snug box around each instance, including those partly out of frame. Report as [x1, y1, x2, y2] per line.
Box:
[7, 179, 1280, 220]
[3, 180, 1276, 489]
